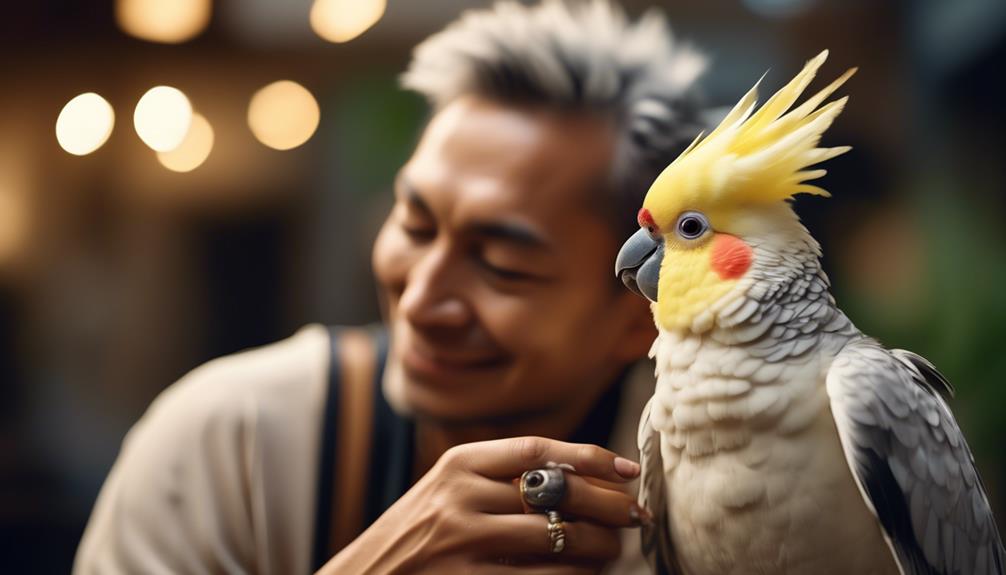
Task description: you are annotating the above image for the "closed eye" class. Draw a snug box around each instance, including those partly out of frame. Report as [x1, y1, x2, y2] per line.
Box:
[478, 258, 544, 283]
[401, 223, 435, 242]
[482, 261, 533, 281]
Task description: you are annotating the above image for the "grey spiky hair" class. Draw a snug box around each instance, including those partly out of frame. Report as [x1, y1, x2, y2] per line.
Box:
[401, 0, 710, 240]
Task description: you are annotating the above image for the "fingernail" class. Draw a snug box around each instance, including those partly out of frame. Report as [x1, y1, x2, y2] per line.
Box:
[629, 504, 654, 527]
[614, 457, 640, 478]
[635, 502, 651, 526]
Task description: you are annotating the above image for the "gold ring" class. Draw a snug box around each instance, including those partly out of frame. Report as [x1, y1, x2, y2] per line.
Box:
[546, 510, 566, 553]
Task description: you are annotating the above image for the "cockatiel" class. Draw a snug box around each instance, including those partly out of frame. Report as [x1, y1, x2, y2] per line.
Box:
[615, 50, 1005, 575]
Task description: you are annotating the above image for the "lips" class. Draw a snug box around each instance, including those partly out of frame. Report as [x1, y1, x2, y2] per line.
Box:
[399, 334, 508, 381]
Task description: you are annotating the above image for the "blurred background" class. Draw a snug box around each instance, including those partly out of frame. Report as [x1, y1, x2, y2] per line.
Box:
[0, 0, 1003, 571]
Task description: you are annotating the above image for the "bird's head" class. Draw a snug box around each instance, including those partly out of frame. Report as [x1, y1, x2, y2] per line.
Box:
[616, 50, 855, 333]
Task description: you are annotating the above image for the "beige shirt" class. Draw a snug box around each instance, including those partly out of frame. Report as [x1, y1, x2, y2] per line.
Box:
[73, 324, 654, 574]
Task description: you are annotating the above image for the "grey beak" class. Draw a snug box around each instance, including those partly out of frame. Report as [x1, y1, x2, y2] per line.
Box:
[615, 228, 662, 302]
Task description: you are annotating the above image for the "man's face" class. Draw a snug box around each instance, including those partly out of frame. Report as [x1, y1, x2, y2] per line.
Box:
[373, 96, 652, 423]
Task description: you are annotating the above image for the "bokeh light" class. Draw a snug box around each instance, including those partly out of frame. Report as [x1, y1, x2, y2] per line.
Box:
[310, 0, 386, 43]
[247, 80, 320, 150]
[0, 175, 28, 266]
[134, 86, 193, 152]
[116, 0, 212, 44]
[156, 112, 214, 172]
[55, 93, 115, 156]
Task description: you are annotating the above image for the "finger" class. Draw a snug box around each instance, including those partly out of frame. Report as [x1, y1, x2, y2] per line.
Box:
[470, 475, 646, 528]
[581, 475, 630, 492]
[560, 473, 647, 528]
[474, 513, 622, 562]
[452, 436, 639, 483]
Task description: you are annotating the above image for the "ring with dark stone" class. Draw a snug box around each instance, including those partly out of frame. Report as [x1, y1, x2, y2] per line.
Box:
[520, 467, 566, 510]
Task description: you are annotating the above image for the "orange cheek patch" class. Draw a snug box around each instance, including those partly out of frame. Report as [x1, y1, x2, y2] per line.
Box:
[710, 234, 753, 280]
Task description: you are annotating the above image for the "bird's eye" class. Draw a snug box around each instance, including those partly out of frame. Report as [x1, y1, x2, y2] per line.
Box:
[675, 211, 709, 240]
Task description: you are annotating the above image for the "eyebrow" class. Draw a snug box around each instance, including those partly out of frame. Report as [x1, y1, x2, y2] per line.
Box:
[469, 220, 552, 251]
[397, 175, 552, 251]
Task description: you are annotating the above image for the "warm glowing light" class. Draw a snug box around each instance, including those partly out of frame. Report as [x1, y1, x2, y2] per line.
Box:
[0, 189, 27, 265]
[310, 0, 386, 43]
[157, 113, 214, 172]
[55, 93, 115, 156]
[116, 0, 211, 43]
[134, 86, 192, 152]
[247, 81, 320, 151]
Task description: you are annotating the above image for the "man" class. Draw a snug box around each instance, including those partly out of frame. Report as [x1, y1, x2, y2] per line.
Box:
[74, 1, 710, 573]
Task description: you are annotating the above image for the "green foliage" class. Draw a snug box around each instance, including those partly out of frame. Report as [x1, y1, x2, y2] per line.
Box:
[325, 72, 426, 198]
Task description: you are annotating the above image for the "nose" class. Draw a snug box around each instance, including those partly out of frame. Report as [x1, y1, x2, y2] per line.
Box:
[399, 243, 471, 329]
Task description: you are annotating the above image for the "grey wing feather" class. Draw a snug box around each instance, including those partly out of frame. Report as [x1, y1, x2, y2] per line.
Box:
[638, 397, 682, 575]
[826, 338, 1005, 575]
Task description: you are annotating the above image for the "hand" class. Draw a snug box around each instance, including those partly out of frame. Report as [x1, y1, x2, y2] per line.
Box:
[318, 436, 646, 574]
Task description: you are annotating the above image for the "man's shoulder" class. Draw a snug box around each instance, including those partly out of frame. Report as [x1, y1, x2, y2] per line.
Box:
[143, 324, 385, 432]
[75, 325, 351, 574]
[109, 324, 349, 494]
[156, 324, 333, 417]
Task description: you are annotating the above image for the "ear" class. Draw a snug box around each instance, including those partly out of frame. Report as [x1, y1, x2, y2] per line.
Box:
[610, 291, 657, 363]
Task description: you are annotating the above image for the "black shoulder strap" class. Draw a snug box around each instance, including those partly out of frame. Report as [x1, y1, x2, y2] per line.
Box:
[311, 328, 343, 572]
[311, 327, 405, 571]
[363, 330, 415, 527]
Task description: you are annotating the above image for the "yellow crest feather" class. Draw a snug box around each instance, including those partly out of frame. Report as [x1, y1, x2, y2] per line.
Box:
[644, 50, 855, 216]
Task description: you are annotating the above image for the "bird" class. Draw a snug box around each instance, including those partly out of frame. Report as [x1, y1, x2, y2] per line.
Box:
[615, 50, 1005, 575]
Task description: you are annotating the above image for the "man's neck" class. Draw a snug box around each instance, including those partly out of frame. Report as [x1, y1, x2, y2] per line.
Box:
[411, 369, 621, 480]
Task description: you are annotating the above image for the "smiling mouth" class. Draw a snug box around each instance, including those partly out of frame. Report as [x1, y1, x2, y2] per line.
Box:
[400, 339, 509, 379]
